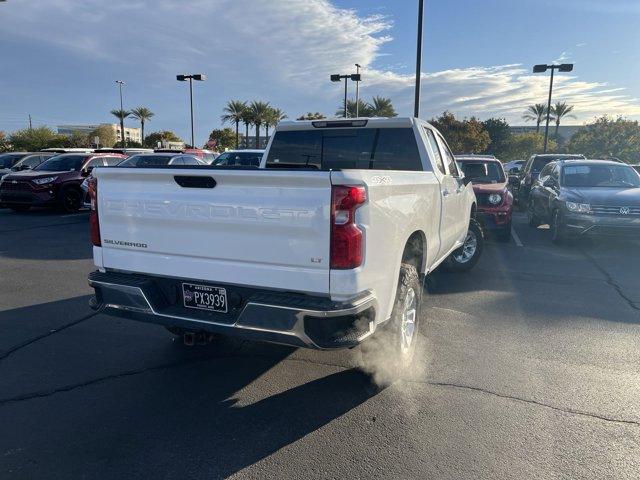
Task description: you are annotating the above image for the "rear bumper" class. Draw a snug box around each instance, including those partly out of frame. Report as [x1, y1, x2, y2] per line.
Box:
[564, 213, 640, 237]
[88, 270, 377, 350]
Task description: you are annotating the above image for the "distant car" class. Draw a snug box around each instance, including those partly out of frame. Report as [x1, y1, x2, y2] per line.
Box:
[118, 153, 205, 167]
[514, 154, 586, 210]
[211, 149, 264, 167]
[154, 148, 218, 164]
[528, 160, 640, 243]
[504, 159, 525, 174]
[10, 153, 57, 173]
[0, 152, 38, 178]
[0, 153, 126, 212]
[456, 156, 513, 241]
[40, 148, 94, 153]
[93, 148, 154, 157]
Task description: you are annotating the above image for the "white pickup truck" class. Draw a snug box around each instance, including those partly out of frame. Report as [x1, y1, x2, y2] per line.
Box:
[88, 117, 481, 367]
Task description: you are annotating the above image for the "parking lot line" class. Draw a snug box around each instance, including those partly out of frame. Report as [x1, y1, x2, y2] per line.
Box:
[511, 227, 524, 247]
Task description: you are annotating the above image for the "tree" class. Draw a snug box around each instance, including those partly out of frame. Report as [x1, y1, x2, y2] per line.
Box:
[482, 118, 512, 158]
[0, 131, 10, 152]
[368, 96, 397, 117]
[241, 108, 253, 148]
[567, 116, 640, 163]
[523, 104, 548, 133]
[550, 101, 576, 138]
[8, 126, 66, 151]
[208, 128, 237, 151]
[88, 124, 117, 148]
[130, 107, 154, 146]
[297, 112, 326, 120]
[143, 130, 182, 148]
[264, 107, 287, 138]
[336, 99, 371, 118]
[221, 100, 247, 149]
[110, 109, 130, 145]
[504, 132, 556, 160]
[66, 130, 91, 148]
[429, 111, 490, 154]
[248, 101, 270, 148]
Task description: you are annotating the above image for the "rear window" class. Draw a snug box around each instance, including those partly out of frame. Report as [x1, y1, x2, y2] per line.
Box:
[0, 153, 28, 168]
[266, 128, 424, 171]
[457, 161, 505, 183]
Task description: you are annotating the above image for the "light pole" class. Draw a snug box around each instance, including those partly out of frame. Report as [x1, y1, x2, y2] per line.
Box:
[330, 73, 361, 118]
[177, 74, 206, 147]
[355, 64, 362, 117]
[115, 80, 125, 147]
[533, 63, 574, 152]
[414, 0, 424, 118]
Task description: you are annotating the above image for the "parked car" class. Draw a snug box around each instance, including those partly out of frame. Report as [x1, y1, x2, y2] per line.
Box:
[527, 160, 640, 243]
[10, 153, 57, 173]
[0, 152, 39, 178]
[504, 159, 525, 174]
[87, 117, 482, 375]
[40, 148, 94, 153]
[211, 149, 264, 167]
[456, 155, 513, 241]
[93, 148, 154, 156]
[514, 153, 586, 210]
[154, 148, 217, 164]
[117, 153, 205, 167]
[0, 153, 126, 212]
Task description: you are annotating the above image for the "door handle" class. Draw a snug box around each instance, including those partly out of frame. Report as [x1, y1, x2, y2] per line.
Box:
[442, 189, 450, 197]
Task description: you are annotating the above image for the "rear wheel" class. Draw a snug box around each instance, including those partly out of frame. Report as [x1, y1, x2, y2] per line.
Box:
[9, 205, 30, 213]
[445, 218, 484, 272]
[360, 263, 422, 386]
[551, 209, 568, 244]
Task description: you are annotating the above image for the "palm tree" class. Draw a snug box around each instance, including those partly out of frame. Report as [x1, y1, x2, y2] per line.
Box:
[264, 107, 287, 139]
[297, 112, 326, 120]
[550, 101, 576, 137]
[110, 109, 130, 146]
[130, 107, 154, 146]
[248, 101, 270, 148]
[241, 108, 253, 149]
[336, 99, 370, 118]
[368, 96, 397, 117]
[221, 100, 247, 149]
[522, 104, 548, 133]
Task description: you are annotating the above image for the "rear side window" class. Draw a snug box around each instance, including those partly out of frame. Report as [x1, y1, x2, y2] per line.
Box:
[423, 128, 445, 174]
[104, 156, 124, 166]
[266, 128, 423, 171]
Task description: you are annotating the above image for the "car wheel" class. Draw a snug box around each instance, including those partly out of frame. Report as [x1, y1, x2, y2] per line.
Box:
[497, 222, 512, 242]
[9, 205, 30, 213]
[551, 209, 568, 244]
[360, 263, 422, 386]
[59, 187, 82, 213]
[527, 201, 541, 228]
[446, 218, 484, 272]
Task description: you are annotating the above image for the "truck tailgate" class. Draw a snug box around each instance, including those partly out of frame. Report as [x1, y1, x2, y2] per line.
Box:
[94, 168, 332, 294]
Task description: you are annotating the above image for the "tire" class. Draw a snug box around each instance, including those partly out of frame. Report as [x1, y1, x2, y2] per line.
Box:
[445, 218, 484, 272]
[527, 201, 541, 228]
[360, 263, 422, 386]
[9, 205, 30, 213]
[551, 209, 568, 244]
[59, 187, 82, 213]
[497, 222, 512, 242]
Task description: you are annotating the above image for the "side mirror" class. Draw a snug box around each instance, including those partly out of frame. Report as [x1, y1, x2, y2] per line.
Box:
[508, 175, 520, 186]
[82, 167, 93, 176]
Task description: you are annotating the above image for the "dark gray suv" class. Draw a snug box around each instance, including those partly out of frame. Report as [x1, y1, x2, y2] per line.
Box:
[527, 160, 640, 243]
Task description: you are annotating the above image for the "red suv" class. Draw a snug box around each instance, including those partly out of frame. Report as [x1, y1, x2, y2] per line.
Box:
[0, 153, 125, 212]
[455, 156, 513, 241]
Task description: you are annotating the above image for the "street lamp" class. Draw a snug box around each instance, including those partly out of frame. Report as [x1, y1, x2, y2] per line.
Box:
[115, 80, 125, 147]
[330, 73, 361, 118]
[532, 63, 574, 152]
[176, 73, 206, 147]
[355, 64, 362, 117]
[414, 0, 425, 118]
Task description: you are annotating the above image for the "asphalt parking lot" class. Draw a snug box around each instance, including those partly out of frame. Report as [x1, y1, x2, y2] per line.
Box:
[1, 208, 639, 479]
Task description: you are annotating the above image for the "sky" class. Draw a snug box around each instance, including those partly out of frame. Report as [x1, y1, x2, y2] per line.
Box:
[1, 0, 639, 146]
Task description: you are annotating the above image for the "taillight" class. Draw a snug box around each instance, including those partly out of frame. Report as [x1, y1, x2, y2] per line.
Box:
[330, 185, 366, 269]
[88, 177, 101, 246]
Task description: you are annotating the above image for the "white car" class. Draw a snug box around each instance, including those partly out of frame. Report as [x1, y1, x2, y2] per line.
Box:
[87, 117, 480, 373]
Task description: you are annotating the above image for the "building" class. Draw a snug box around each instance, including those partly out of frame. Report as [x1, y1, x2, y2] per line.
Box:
[509, 125, 585, 141]
[57, 124, 142, 144]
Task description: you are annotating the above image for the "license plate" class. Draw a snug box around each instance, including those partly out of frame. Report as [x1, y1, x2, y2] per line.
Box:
[182, 283, 228, 313]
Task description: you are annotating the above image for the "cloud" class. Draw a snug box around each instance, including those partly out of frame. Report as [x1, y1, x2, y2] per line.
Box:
[0, 0, 638, 139]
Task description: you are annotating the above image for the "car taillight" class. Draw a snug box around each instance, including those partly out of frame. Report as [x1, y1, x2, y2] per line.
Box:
[88, 177, 101, 246]
[330, 185, 366, 269]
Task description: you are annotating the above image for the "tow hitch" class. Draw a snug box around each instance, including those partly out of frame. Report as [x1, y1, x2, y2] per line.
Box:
[182, 331, 216, 346]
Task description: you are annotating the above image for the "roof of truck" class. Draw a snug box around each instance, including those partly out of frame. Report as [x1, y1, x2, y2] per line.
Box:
[277, 117, 419, 131]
